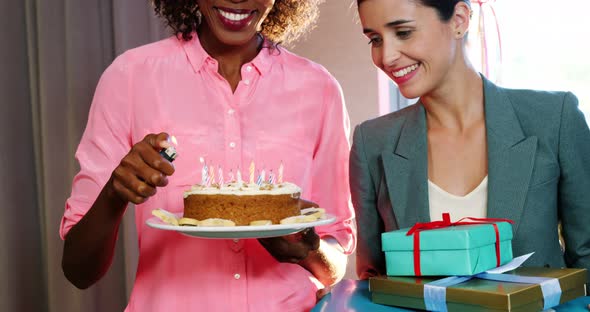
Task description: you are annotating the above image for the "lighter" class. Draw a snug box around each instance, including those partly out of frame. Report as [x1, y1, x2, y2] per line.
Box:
[159, 146, 178, 162]
[159, 136, 178, 162]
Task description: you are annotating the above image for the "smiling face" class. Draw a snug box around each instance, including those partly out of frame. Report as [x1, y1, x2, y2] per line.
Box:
[359, 0, 467, 99]
[197, 0, 275, 46]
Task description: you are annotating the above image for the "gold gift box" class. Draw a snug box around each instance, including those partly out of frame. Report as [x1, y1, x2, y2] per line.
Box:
[369, 267, 587, 311]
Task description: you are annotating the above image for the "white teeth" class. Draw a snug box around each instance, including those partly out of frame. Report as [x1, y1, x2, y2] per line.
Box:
[218, 9, 250, 22]
[392, 64, 419, 78]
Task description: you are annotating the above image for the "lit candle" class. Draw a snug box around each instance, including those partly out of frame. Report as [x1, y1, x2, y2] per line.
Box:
[257, 167, 266, 186]
[278, 161, 284, 184]
[200, 157, 207, 185]
[249, 161, 255, 184]
[218, 166, 224, 185]
[268, 170, 275, 184]
[209, 164, 215, 186]
[237, 167, 243, 184]
[228, 170, 235, 183]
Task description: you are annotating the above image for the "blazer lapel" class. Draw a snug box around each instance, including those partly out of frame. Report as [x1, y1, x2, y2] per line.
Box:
[381, 104, 430, 229]
[483, 77, 537, 233]
[379, 78, 536, 231]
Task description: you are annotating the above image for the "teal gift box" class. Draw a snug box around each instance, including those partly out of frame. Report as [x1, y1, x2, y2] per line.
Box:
[382, 219, 514, 276]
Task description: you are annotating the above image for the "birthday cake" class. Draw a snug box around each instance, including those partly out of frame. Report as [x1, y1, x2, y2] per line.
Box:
[182, 182, 302, 226]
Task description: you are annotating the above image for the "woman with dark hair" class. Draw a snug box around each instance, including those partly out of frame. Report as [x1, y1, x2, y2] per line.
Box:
[350, 0, 590, 283]
[60, 1, 355, 310]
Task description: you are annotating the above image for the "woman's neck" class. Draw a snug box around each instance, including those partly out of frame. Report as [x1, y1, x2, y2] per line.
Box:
[421, 64, 484, 132]
[197, 23, 263, 85]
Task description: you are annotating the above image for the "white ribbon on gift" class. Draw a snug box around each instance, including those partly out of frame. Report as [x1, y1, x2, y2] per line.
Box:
[423, 253, 562, 311]
[424, 276, 472, 312]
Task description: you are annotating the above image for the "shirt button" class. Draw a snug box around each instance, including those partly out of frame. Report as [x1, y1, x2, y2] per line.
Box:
[228, 108, 235, 115]
[229, 142, 236, 148]
[243, 79, 250, 85]
[246, 65, 253, 72]
[234, 273, 241, 280]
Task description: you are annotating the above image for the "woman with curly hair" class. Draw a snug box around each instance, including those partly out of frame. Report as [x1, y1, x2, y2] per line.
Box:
[60, 0, 355, 310]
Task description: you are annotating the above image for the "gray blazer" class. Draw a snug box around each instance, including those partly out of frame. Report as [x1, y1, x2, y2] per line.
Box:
[350, 76, 590, 283]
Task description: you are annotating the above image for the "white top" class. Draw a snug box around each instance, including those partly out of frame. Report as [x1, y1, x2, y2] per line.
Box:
[428, 176, 488, 222]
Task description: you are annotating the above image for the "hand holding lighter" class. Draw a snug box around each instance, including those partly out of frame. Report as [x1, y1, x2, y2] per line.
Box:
[159, 146, 178, 162]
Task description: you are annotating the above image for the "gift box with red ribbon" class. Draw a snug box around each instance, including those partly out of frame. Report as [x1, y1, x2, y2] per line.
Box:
[382, 213, 514, 276]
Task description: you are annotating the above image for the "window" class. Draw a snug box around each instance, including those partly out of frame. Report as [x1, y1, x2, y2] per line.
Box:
[381, 0, 590, 119]
[494, 0, 590, 119]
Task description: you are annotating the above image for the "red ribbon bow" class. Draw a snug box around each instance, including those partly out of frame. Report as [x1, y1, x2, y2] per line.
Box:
[406, 213, 514, 276]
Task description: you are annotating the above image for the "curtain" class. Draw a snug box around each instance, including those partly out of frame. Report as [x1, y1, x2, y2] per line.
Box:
[1, 1, 167, 311]
[468, 0, 502, 84]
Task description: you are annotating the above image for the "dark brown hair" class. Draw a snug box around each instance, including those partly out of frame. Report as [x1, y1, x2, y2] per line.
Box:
[357, 0, 471, 22]
[152, 0, 324, 44]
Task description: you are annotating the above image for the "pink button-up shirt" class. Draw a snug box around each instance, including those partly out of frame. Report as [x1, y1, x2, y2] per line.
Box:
[60, 35, 355, 312]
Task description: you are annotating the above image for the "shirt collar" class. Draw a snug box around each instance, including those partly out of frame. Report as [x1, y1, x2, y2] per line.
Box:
[181, 33, 273, 76]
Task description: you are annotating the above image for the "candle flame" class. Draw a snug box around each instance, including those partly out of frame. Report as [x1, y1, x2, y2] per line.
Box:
[170, 135, 178, 146]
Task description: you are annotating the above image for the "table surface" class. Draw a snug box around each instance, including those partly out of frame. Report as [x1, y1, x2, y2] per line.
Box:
[312, 279, 589, 312]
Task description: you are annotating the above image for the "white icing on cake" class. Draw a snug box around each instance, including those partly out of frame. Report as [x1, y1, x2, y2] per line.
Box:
[183, 182, 301, 198]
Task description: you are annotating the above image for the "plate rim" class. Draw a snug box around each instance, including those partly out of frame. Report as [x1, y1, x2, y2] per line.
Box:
[146, 213, 337, 234]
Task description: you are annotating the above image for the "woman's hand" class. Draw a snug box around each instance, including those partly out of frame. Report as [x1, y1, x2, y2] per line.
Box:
[258, 228, 320, 263]
[258, 198, 320, 262]
[109, 132, 175, 204]
[260, 227, 348, 286]
[63, 132, 175, 289]
[259, 197, 348, 286]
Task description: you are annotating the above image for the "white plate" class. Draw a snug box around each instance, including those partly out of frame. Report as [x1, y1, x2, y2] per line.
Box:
[146, 214, 337, 239]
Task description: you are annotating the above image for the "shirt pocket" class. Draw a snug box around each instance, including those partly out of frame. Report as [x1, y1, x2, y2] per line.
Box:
[254, 132, 314, 188]
[164, 131, 210, 215]
[168, 131, 211, 186]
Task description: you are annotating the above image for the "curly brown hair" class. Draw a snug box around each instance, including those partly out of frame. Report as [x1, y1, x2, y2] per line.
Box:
[152, 0, 324, 45]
